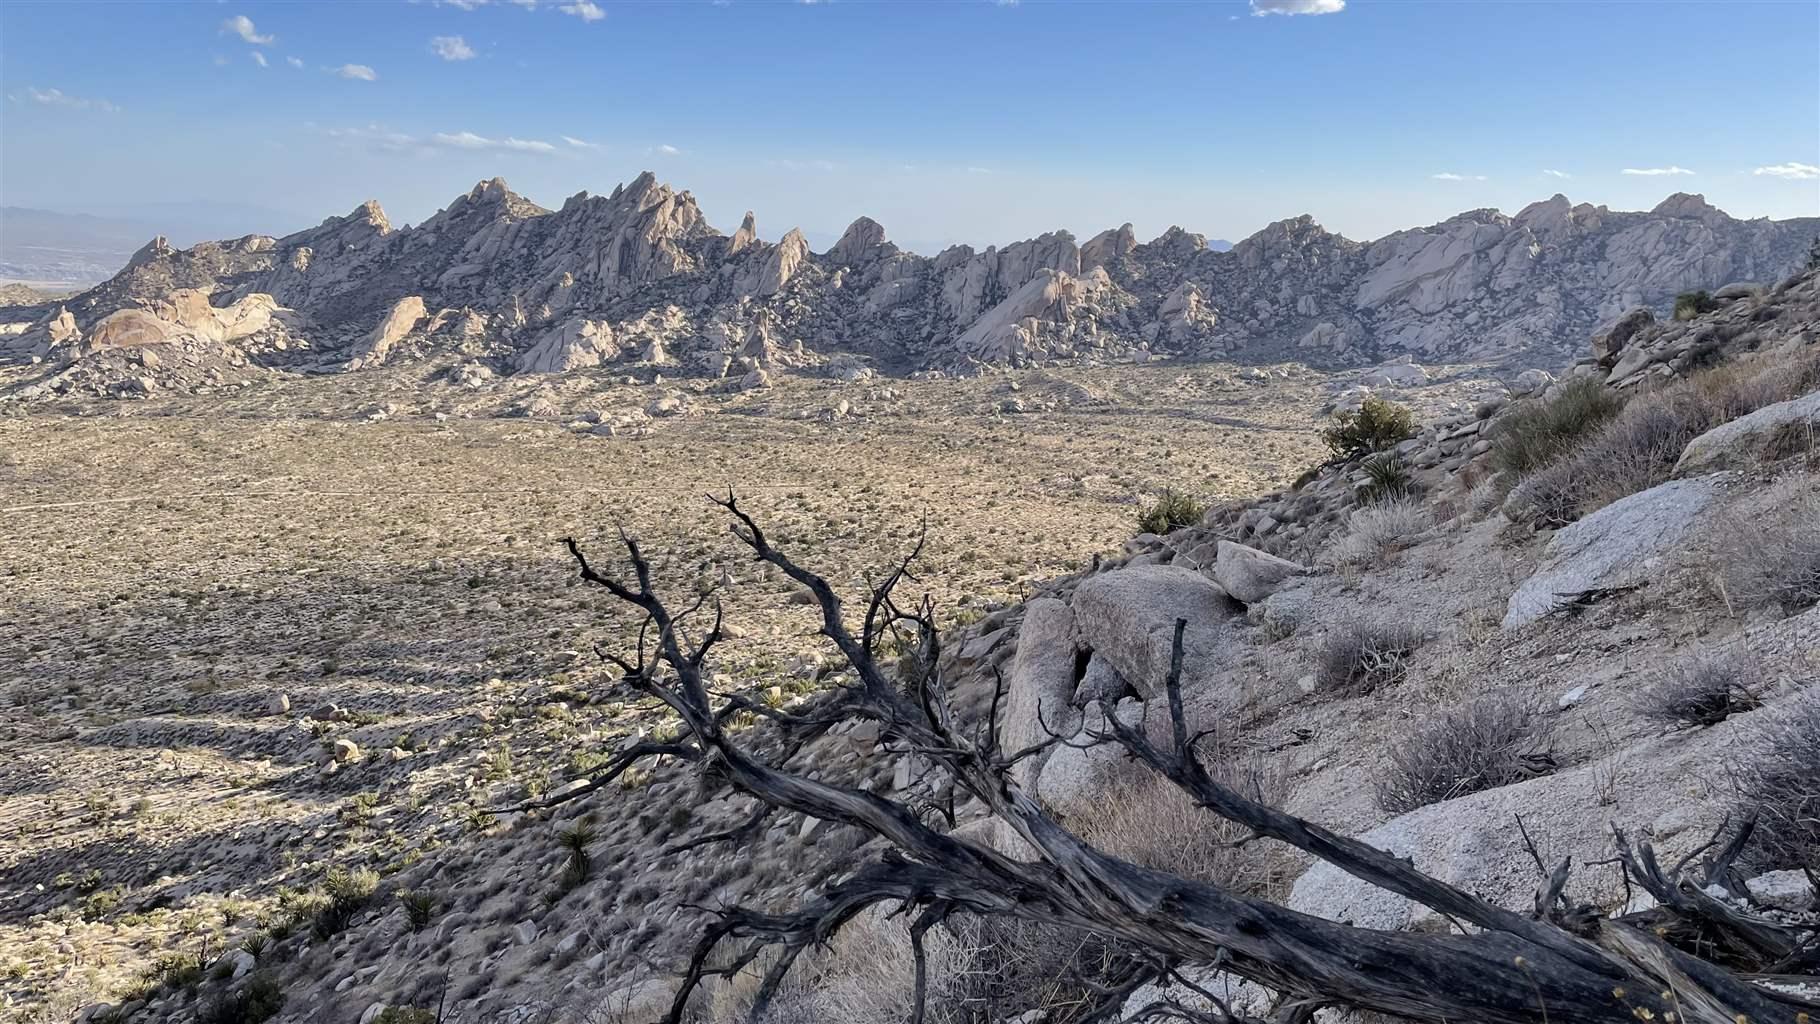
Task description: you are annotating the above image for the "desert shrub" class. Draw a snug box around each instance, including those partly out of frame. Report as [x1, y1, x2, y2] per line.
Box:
[1489, 377, 1624, 479]
[373, 1009, 435, 1024]
[311, 867, 379, 940]
[1674, 290, 1720, 320]
[1358, 451, 1413, 504]
[1712, 486, 1820, 614]
[1634, 652, 1761, 728]
[1073, 753, 1295, 899]
[1329, 497, 1427, 567]
[1729, 694, 1820, 870]
[1378, 692, 1550, 813]
[199, 974, 286, 1024]
[397, 890, 437, 932]
[1314, 619, 1424, 696]
[1135, 490, 1206, 536]
[558, 822, 598, 888]
[239, 932, 269, 960]
[1322, 396, 1417, 461]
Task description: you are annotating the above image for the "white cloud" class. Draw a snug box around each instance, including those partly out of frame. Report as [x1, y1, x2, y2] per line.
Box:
[221, 15, 274, 45]
[1621, 166, 1694, 176]
[1541, 169, 1571, 179]
[251, 51, 268, 67]
[559, 1, 604, 20]
[1754, 162, 1820, 181]
[432, 130, 557, 153]
[562, 135, 603, 150]
[325, 125, 559, 157]
[444, 0, 489, 7]
[431, 35, 477, 60]
[286, 56, 305, 69]
[509, 0, 539, 7]
[1430, 172, 1486, 181]
[655, 143, 680, 156]
[19, 86, 118, 113]
[966, 166, 993, 175]
[335, 64, 379, 81]
[1251, 0, 1345, 15]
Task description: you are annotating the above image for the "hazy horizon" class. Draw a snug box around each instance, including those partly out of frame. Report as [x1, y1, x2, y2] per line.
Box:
[4, 0, 1817, 252]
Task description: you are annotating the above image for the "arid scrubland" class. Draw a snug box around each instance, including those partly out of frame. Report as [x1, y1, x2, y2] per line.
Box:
[1, 359, 1495, 1020]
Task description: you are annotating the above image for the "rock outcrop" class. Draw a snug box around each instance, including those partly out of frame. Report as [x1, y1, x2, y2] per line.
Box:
[8, 175, 1813, 392]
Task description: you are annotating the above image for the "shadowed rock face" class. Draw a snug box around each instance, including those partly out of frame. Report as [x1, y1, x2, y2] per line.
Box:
[19, 176, 1818, 380]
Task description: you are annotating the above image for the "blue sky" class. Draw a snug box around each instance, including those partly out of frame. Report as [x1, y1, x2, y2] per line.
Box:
[2, 0, 1817, 251]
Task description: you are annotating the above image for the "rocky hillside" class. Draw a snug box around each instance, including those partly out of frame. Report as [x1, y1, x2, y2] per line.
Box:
[2, 175, 1813, 400]
[48, 268, 1820, 1024]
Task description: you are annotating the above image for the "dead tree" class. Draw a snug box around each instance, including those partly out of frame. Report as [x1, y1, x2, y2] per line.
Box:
[527, 494, 1819, 1024]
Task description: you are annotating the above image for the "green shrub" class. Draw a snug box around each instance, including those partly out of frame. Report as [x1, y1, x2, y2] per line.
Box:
[1674, 290, 1720, 320]
[1489, 377, 1624, 479]
[199, 973, 286, 1024]
[1357, 452, 1413, 504]
[557, 823, 598, 888]
[398, 890, 437, 932]
[374, 1009, 436, 1024]
[311, 867, 379, 940]
[1135, 490, 1206, 536]
[1321, 396, 1416, 461]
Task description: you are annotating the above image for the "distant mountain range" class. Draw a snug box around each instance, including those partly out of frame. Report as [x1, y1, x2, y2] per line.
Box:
[0, 203, 299, 287]
[3, 175, 1814, 385]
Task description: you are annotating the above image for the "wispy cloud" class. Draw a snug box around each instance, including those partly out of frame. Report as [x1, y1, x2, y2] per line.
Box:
[966, 166, 993, 175]
[250, 51, 269, 67]
[325, 124, 562, 157]
[286, 56, 305, 69]
[1541, 169, 1571, 179]
[335, 64, 379, 81]
[562, 135, 603, 151]
[15, 86, 119, 113]
[1754, 162, 1820, 181]
[431, 35, 477, 61]
[432, 130, 558, 153]
[1251, 0, 1345, 15]
[655, 143, 681, 156]
[1430, 172, 1486, 181]
[559, 1, 604, 20]
[1621, 166, 1694, 176]
[221, 15, 274, 45]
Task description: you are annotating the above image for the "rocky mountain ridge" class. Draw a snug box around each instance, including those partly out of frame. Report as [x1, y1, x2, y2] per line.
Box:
[2, 173, 1814, 397]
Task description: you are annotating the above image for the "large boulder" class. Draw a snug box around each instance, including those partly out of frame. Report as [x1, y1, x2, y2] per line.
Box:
[1503, 474, 1727, 629]
[516, 317, 618, 373]
[1035, 698, 1144, 819]
[1070, 564, 1239, 697]
[1288, 721, 1739, 932]
[1674, 390, 1820, 476]
[1001, 599, 1081, 793]
[1212, 540, 1309, 605]
[348, 295, 427, 369]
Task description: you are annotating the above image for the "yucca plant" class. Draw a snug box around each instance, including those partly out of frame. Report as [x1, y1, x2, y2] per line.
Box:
[557, 822, 598, 888]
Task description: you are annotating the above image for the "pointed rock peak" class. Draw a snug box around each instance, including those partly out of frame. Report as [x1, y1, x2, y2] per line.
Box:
[560, 190, 592, 212]
[469, 176, 514, 201]
[827, 216, 891, 265]
[1652, 192, 1723, 220]
[349, 200, 392, 232]
[125, 235, 174, 269]
[613, 170, 661, 201]
[726, 211, 759, 257]
[779, 227, 808, 248]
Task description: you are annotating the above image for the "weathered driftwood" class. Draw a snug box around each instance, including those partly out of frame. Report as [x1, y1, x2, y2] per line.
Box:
[513, 495, 1819, 1024]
